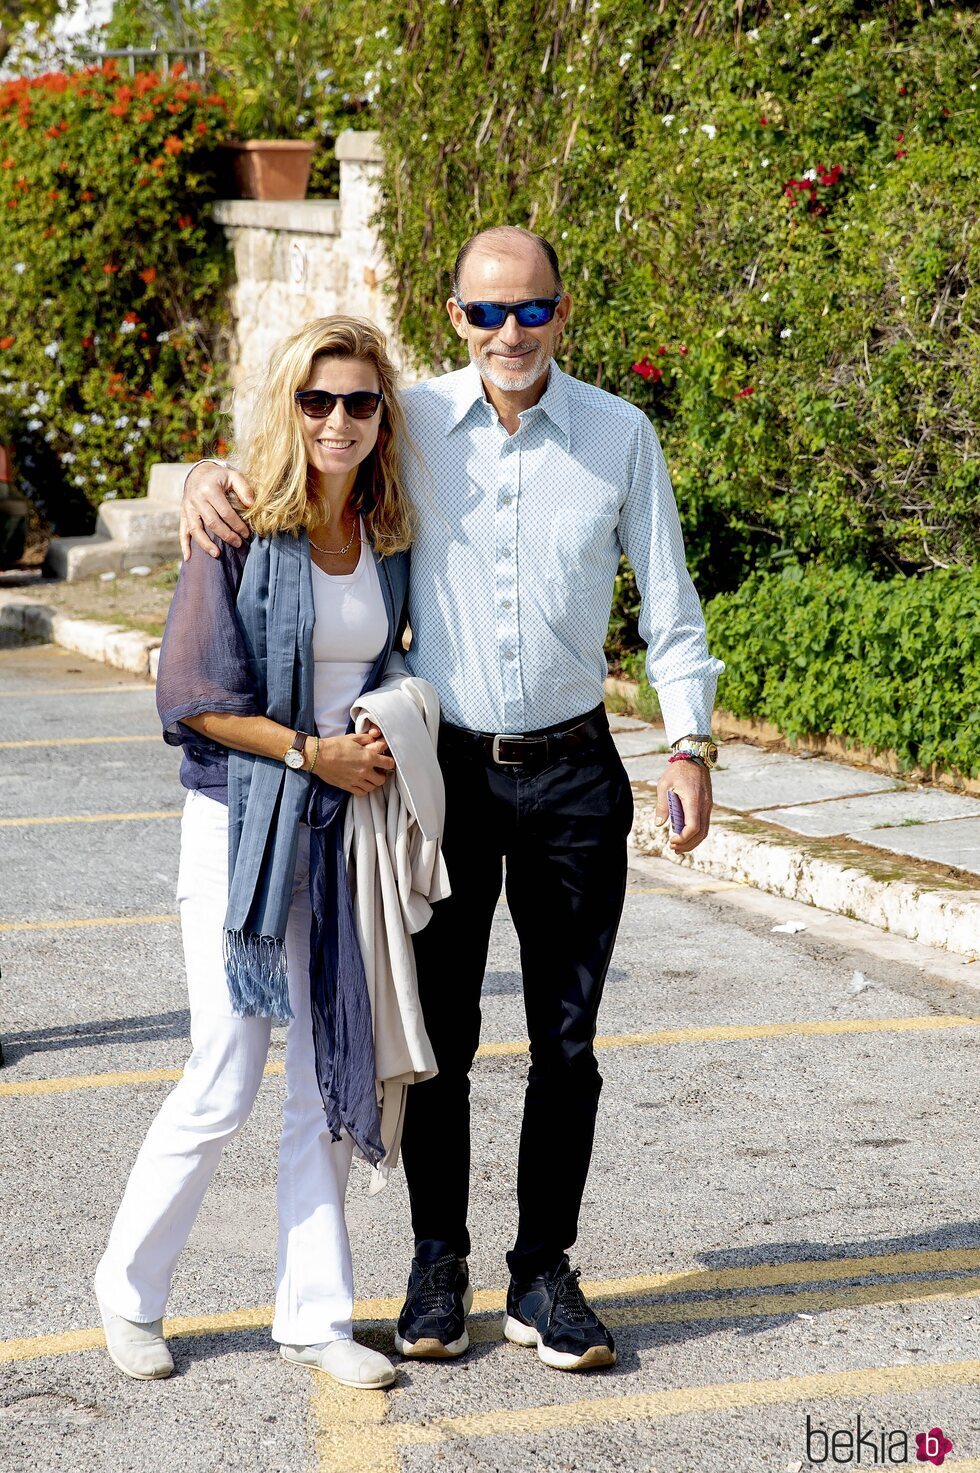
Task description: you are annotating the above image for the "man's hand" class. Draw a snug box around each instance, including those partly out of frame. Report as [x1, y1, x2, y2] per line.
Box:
[655, 759, 712, 853]
[313, 730, 396, 796]
[180, 462, 256, 561]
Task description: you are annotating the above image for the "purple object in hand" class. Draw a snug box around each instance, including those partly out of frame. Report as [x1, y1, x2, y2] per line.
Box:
[668, 790, 685, 834]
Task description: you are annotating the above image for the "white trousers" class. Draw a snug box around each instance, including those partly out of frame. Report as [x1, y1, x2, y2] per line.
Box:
[95, 789, 355, 1345]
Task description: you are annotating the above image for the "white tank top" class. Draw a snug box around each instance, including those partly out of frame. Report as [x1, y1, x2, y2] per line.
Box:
[311, 523, 388, 737]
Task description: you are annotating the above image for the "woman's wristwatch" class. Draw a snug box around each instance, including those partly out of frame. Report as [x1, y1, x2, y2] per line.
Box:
[283, 730, 312, 770]
[670, 734, 719, 769]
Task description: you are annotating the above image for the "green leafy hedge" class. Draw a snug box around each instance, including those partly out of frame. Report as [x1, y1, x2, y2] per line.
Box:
[704, 566, 980, 777]
[367, 0, 980, 595]
[0, 60, 232, 530]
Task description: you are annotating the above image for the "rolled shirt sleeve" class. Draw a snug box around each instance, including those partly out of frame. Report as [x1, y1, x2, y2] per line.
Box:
[617, 416, 725, 745]
[155, 540, 259, 750]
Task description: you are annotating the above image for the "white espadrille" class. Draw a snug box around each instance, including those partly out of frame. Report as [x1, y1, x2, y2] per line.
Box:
[280, 1338, 396, 1389]
[97, 1297, 174, 1380]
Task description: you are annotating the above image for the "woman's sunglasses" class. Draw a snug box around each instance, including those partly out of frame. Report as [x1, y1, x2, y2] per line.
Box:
[294, 389, 384, 420]
[454, 295, 561, 330]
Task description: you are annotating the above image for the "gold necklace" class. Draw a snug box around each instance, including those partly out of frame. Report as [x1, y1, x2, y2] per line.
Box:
[309, 516, 359, 556]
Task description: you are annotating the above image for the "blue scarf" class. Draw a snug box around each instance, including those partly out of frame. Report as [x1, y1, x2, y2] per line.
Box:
[222, 529, 408, 1165]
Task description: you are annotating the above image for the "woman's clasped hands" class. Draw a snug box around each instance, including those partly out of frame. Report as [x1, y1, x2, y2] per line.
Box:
[310, 724, 394, 796]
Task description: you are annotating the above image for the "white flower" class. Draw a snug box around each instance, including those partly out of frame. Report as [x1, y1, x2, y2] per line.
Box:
[96, 473, 108, 484]
[420, 133, 427, 142]
[26, 418, 42, 430]
[90, 414, 104, 426]
[13, 262, 25, 274]
[761, 291, 770, 302]
[136, 417, 151, 429]
[662, 114, 674, 126]
[156, 331, 170, 343]
[761, 157, 770, 167]
[679, 126, 688, 134]
[91, 456, 101, 467]
[114, 415, 130, 429]
[747, 27, 760, 41]
[578, 83, 586, 93]
[103, 490, 118, 501]
[374, 25, 388, 38]
[122, 441, 135, 454]
[43, 341, 60, 359]
[618, 52, 631, 67]
[119, 319, 136, 334]
[780, 328, 792, 338]
[566, 64, 574, 73]
[71, 420, 85, 435]
[869, 183, 877, 191]
[62, 452, 76, 464]
[561, 231, 568, 239]
[811, 34, 823, 44]
[802, 168, 817, 181]
[73, 474, 85, 486]
[700, 123, 717, 140]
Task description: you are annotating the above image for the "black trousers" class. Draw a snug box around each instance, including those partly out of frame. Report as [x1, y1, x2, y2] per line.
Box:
[401, 707, 634, 1282]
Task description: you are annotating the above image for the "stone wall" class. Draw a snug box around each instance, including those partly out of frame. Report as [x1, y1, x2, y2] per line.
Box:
[213, 130, 412, 439]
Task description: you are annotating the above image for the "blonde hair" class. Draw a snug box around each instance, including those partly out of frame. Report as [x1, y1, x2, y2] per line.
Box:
[236, 316, 415, 554]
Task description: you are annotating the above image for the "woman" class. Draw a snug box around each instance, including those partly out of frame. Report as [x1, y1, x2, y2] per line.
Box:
[95, 317, 414, 1390]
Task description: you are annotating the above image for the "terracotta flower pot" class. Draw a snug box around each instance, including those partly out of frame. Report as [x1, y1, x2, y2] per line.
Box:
[222, 140, 316, 201]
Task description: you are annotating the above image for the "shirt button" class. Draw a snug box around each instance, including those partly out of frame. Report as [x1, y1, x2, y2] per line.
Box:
[501, 548, 511, 559]
[504, 650, 516, 661]
[501, 598, 512, 609]
[502, 495, 514, 507]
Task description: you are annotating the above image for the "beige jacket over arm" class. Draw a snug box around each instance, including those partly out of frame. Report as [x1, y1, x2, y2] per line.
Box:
[344, 656, 449, 1191]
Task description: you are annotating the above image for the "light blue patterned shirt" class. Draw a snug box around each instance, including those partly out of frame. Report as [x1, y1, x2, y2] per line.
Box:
[399, 361, 723, 742]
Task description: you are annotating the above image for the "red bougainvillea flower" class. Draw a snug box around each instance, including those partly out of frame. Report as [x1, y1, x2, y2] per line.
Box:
[195, 121, 208, 135]
[898, 84, 908, 96]
[678, 344, 689, 355]
[735, 385, 755, 398]
[656, 345, 667, 355]
[205, 93, 227, 108]
[80, 189, 94, 201]
[102, 262, 119, 274]
[0, 336, 14, 349]
[171, 60, 186, 79]
[137, 108, 154, 122]
[759, 115, 769, 125]
[139, 266, 157, 284]
[122, 311, 140, 325]
[895, 148, 908, 159]
[177, 214, 193, 229]
[631, 356, 663, 381]
[108, 101, 128, 118]
[81, 334, 94, 349]
[163, 135, 184, 155]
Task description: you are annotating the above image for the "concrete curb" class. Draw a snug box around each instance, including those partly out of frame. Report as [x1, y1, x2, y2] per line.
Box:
[0, 592, 160, 678]
[631, 791, 979, 958]
[3, 591, 977, 957]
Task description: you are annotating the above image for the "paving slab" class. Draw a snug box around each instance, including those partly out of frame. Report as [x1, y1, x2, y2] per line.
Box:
[756, 788, 980, 839]
[611, 726, 669, 757]
[713, 754, 897, 813]
[848, 817, 980, 879]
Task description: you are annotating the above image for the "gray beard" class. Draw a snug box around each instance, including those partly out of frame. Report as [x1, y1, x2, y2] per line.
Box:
[470, 341, 552, 394]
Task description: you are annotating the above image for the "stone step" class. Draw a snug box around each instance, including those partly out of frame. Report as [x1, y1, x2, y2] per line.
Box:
[96, 498, 180, 544]
[147, 462, 199, 507]
[44, 535, 176, 582]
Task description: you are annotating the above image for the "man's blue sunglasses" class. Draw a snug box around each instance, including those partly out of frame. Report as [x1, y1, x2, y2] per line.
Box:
[455, 295, 561, 330]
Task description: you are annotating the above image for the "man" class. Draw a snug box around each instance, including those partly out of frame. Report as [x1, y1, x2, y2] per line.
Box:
[181, 225, 723, 1373]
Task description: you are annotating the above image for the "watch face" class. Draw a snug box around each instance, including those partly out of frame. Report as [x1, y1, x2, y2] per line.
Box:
[706, 742, 719, 764]
[284, 749, 304, 769]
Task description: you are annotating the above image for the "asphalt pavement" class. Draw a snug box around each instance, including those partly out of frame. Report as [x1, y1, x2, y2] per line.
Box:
[3, 634, 980, 1473]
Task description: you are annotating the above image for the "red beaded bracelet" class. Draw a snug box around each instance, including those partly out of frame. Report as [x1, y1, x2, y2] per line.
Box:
[668, 751, 707, 768]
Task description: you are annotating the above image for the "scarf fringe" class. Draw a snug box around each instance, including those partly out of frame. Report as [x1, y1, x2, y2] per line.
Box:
[223, 929, 293, 1021]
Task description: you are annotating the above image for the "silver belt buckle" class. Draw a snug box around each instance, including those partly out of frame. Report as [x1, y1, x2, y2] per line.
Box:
[491, 733, 526, 765]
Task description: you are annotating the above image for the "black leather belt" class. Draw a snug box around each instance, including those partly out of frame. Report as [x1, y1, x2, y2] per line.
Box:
[440, 705, 609, 770]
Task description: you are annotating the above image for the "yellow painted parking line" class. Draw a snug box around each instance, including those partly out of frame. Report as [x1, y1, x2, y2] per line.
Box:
[3, 1015, 979, 1097]
[0, 685, 153, 697]
[8, 1254, 980, 1365]
[366, 1359, 980, 1450]
[0, 810, 181, 828]
[0, 913, 178, 935]
[0, 734, 159, 748]
[311, 1376, 399, 1473]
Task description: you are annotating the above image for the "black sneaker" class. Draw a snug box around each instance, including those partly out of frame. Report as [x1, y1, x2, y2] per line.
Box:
[394, 1240, 473, 1359]
[503, 1256, 616, 1371]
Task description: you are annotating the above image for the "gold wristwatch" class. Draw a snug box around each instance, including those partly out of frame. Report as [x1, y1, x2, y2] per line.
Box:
[283, 730, 311, 770]
[670, 734, 719, 769]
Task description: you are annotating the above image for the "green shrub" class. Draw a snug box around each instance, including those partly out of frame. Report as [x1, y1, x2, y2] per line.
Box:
[366, 1, 980, 596]
[0, 59, 232, 529]
[704, 566, 980, 776]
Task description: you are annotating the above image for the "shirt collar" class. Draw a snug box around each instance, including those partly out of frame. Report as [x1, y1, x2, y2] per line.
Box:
[445, 360, 570, 445]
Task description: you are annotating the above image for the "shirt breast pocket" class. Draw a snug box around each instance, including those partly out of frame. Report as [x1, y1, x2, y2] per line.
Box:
[546, 510, 607, 579]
